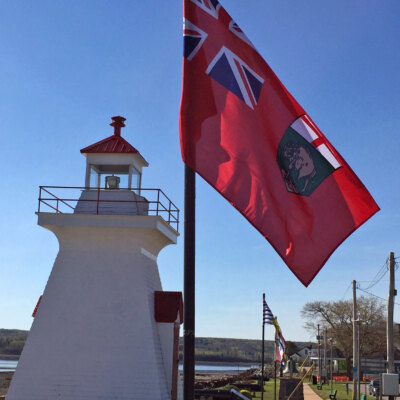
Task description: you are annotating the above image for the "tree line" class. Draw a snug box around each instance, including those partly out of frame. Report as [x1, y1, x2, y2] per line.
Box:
[0, 329, 28, 356]
[178, 337, 303, 363]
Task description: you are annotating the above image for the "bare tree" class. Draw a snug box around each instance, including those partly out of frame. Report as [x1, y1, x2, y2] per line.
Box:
[302, 296, 386, 378]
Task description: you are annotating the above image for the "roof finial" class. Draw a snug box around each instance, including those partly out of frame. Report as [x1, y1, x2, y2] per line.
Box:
[110, 116, 126, 136]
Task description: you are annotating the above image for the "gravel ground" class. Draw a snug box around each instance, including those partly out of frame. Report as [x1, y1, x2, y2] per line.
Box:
[0, 371, 13, 397]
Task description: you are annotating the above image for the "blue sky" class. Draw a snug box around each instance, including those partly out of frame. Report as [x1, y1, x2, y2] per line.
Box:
[0, 1, 399, 343]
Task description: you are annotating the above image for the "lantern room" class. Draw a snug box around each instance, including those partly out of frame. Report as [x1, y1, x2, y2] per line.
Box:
[80, 116, 148, 191]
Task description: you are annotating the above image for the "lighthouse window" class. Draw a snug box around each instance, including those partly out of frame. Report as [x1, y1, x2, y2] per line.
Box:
[89, 166, 101, 188]
[131, 169, 140, 192]
[87, 164, 141, 191]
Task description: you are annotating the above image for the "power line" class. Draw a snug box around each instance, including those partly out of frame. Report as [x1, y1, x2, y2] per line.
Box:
[358, 258, 389, 291]
[341, 282, 352, 300]
[357, 287, 400, 306]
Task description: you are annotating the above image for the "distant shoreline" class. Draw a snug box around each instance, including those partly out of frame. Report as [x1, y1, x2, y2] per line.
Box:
[0, 356, 18, 361]
[0, 357, 259, 366]
[179, 361, 258, 367]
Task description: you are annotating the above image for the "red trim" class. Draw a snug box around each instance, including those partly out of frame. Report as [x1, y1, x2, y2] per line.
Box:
[154, 291, 183, 323]
[79, 116, 147, 161]
[80, 134, 140, 154]
[32, 295, 43, 318]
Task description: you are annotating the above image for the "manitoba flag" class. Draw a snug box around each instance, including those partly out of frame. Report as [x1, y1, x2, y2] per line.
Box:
[179, 0, 379, 286]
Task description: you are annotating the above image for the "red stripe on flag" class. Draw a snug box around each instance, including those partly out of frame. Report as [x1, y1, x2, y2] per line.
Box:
[311, 137, 325, 148]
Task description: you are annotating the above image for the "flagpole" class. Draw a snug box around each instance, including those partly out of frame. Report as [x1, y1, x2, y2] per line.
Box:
[183, 165, 196, 400]
[261, 293, 265, 400]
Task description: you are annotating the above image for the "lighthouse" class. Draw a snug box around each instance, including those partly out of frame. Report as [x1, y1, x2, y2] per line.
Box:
[7, 116, 182, 400]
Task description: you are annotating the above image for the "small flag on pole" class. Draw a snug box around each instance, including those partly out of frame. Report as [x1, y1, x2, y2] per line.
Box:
[273, 319, 286, 362]
[263, 296, 286, 361]
[275, 329, 286, 362]
[263, 299, 275, 325]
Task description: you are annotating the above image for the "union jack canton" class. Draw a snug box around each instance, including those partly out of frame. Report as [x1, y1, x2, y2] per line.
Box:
[183, 0, 263, 110]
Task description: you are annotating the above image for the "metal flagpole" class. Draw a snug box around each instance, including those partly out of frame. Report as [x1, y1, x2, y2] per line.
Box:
[183, 165, 196, 400]
[261, 293, 265, 400]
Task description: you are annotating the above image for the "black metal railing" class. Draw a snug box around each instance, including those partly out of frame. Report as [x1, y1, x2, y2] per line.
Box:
[38, 186, 179, 232]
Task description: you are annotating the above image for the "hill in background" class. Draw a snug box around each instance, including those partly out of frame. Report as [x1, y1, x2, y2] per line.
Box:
[0, 329, 28, 358]
[179, 337, 276, 363]
[180, 337, 309, 363]
[0, 329, 309, 363]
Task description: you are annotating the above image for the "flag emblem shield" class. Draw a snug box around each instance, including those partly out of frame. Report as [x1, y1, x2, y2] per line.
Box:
[277, 116, 341, 196]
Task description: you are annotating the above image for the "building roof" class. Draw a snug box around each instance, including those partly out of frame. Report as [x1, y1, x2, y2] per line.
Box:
[80, 116, 144, 157]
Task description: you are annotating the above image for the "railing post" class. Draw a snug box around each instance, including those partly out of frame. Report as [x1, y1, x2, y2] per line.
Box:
[156, 190, 160, 216]
[168, 200, 171, 224]
[38, 186, 42, 212]
[96, 187, 100, 215]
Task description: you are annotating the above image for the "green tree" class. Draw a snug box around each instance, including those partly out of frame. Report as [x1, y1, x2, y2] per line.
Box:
[285, 341, 299, 357]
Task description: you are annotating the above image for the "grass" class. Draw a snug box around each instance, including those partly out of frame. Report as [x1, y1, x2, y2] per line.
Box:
[221, 379, 280, 399]
[252, 379, 281, 399]
[220, 379, 376, 400]
[308, 382, 375, 400]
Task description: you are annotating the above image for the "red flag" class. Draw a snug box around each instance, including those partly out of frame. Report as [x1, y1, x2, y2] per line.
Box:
[179, 0, 379, 286]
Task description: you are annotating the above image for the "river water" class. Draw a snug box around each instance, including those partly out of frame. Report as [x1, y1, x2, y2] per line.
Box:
[0, 360, 17, 372]
[0, 360, 258, 374]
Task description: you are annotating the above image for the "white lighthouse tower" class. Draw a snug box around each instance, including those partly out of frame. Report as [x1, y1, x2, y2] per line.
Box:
[7, 116, 182, 400]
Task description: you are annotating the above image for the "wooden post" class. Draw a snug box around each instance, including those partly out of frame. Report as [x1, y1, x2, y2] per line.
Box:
[387, 252, 395, 400]
[261, 293, 265, 400]
[329, 338, 333, 393]
[352, 280, 358, 400]
[324, 328, 327, 378]
[317, 324, 321, 384]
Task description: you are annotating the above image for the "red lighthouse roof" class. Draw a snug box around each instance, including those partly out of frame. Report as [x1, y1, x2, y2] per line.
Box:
[80, 116, 144, 156]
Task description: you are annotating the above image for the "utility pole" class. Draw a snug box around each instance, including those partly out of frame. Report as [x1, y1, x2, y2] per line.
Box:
[387, 252, 396, 400]
[329, 338, 333, 393]
[261, 294, 265, 400]
[324, 328, 327, 382]
[357, 326, 361, 400]
[317, 324, 322, 385]
[353, 280, 359, 400]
